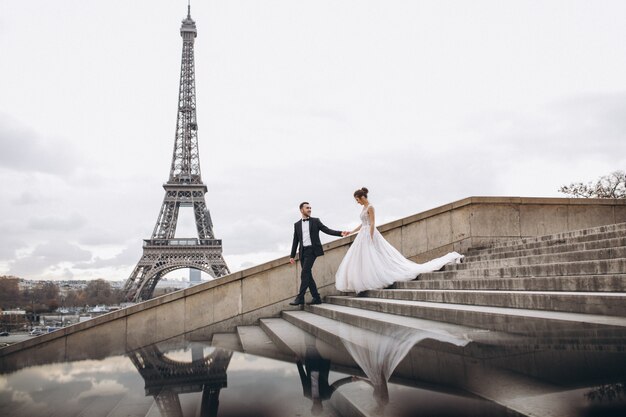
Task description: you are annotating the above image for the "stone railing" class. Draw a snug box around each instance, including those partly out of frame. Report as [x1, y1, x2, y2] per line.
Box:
[1, 196, 624, 369]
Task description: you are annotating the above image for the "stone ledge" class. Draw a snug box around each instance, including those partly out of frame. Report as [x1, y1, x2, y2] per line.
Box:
[2, 196, 624, 358]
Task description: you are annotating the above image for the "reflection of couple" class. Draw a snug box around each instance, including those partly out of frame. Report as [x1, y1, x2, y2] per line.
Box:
[289, 187, 464, 305]
[296, 324, 471, 414]
[340, 325, 471, 413]
[296, 344, 353, 415]
[295, 341, 387, 415]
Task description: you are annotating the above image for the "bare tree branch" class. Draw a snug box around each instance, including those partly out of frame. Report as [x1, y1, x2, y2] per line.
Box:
[559, 170, 626, 199]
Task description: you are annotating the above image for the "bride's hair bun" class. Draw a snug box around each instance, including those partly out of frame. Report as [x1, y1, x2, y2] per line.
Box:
[353, 187, 369, 199]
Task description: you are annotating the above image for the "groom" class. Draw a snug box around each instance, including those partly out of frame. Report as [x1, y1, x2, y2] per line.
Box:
[289, 202, 348, 305]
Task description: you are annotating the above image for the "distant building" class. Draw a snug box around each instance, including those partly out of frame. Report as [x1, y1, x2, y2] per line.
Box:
[1, 310, 26, 316]
[189, 269, 201, 283]
[1, 309, 29, 331]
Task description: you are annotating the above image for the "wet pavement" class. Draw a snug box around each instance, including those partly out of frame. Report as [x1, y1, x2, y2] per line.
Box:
[1, 320, 625, 417]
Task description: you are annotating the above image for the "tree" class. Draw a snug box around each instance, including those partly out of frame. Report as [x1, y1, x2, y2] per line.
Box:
[85, 279, 114, 305]
[32, 282, 60, 312]
[559, 170, 626, 199]
[64, 290, 86, 307]
[0, 276, 21, 309]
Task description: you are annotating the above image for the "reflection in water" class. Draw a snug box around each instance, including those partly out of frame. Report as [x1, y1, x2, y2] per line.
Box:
[337, 324, 470, 412]
[128, 344, 232, 417]
[586, 382, 626, 402]
[296, 336, 353, 415]
[583, 382, 626, 417]
[2, 319, 626, 416]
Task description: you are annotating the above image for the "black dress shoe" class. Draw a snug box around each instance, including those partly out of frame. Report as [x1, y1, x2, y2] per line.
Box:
[307, 298, 323, 305]
[289, 299, 304, 306]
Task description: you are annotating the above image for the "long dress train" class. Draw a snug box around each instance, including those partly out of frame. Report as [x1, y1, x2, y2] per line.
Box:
[335, 206, 464, 293]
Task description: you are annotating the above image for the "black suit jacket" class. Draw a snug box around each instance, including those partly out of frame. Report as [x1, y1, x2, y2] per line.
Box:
[290, 217, 342, 258]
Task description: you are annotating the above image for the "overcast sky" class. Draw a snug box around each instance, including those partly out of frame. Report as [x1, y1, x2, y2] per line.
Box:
[1, 0, 625, 281]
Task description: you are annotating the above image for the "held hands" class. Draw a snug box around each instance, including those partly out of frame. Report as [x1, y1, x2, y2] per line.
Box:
[341, 231, 350, 237]
[289, 258, 295, 264]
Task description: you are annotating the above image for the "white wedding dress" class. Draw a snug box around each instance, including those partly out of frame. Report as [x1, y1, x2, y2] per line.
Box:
[335, 206, 464, 293]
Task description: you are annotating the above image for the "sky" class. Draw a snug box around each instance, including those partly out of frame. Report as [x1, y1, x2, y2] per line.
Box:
[0, 0, 625, 281]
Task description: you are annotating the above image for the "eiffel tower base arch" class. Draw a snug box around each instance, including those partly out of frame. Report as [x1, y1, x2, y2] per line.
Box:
[123, 240, 230, 302]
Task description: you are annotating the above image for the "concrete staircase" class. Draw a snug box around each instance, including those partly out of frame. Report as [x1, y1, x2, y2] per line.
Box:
[211, 222, 626, 417]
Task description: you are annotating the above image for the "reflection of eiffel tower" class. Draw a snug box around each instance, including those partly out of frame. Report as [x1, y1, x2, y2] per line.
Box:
[123, 3, 230, 302]
[128, 344, 233, 417]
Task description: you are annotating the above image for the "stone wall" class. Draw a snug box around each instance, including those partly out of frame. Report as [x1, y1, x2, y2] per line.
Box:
[2, 196, 624, 368]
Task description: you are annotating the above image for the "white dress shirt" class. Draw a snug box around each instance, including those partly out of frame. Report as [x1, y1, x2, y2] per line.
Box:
[302, 219, 312, 247]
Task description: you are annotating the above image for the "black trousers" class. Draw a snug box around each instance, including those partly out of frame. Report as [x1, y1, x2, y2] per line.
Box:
[297, 246, 320, 300]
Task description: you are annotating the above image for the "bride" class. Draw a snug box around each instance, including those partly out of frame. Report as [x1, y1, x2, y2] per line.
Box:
[335, 187, 464, 293]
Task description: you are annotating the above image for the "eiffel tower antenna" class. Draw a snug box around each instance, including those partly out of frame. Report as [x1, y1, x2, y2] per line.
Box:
[123, 5, 230, 302]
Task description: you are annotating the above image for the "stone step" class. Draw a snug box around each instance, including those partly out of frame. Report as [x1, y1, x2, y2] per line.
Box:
[259, 318, 306, 357]
[304, 303, 626, 352]
[467, 228, 626, 257]
[472, 222, 626, 251]
[210, 332, 242, 352]
[448, 246, 626, 271]
[277, 312, 433, 385]
[329, 380, 513, 417]
[325, 296, 626, 334]
[463, 236, 626, 263]
[281, 310, 446, 378]
[236, 325, 293, 361]
[284, 310, 607, 385]
[363, 289, 626, 316]
[259, 312, 344, 367]
[466, 230, 626, 259]
[281, 310, 576, 417]
[419, 258, 626, 280]
[328, 380, 389, 417]
[393, 274, 626, 292]
[301, 304, 508, 358]
[259, 317, 355, 368]
[260, 312, 580, 416]
[298, 304, 516, 357]
[326, 304, 626, 352]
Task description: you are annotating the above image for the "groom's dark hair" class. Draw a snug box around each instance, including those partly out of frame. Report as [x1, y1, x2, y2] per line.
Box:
[299, 202, 309, 210]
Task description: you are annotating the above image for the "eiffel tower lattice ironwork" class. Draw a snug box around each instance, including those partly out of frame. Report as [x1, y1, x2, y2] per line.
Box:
[128, 345, 232, 417]
[124, 4, 230, 302]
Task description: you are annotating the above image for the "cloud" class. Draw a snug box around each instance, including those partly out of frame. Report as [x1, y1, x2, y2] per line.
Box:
[28, 213, 86, 231]
[31, 241, 92, 262]
[464, 92, 626, 159]
[1, 355, 143, 413]
[0, 222, 26, 260]
[75, 379, 127, 400]
[8, 241, 92, 278]
[13, 192, 39, 205]
[78, 228, 135, 246]
[221, 217, 291, 255]
[74, 245, 140, 270]
[0, 113, 81, 176]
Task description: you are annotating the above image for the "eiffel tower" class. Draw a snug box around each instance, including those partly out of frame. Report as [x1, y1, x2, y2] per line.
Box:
[124, 4, 230, 302]
[128, 345, 232, 417]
